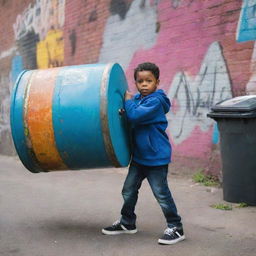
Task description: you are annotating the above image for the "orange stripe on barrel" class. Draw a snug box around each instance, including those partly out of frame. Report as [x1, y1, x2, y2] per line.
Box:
[25, 68, 67, 170]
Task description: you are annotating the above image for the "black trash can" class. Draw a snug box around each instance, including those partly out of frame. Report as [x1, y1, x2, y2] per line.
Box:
[207, 95, 256, 205]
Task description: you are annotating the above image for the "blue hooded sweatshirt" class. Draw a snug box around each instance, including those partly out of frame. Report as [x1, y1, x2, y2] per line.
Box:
[124, 89, 172, 166]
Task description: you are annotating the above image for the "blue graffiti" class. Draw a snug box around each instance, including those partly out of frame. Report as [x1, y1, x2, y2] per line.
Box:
[212, 122, 219, 144]
[237, 0, 256, 42]
[11, 55, 24, 85]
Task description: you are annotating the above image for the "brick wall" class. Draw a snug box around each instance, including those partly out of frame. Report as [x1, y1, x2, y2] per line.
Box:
[0, 0, 255, 174]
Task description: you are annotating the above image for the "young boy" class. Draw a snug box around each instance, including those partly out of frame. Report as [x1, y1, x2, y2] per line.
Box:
[102, 62, 185, 245]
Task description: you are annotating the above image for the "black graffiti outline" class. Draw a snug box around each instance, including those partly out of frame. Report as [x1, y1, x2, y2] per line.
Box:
[170, 62, 229, 140]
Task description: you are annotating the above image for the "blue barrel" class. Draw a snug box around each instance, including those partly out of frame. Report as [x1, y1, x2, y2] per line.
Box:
[10, 63, 131, 173]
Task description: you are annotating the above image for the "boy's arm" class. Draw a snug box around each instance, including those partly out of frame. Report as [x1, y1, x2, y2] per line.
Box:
[124, 97, 161, 124]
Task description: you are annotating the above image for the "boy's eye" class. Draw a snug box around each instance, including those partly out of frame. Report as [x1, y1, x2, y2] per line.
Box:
[136, 79, 152, 83]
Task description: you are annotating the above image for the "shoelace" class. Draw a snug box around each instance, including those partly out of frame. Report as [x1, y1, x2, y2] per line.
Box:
[164, 227, 181, 238]
[112, 220, 121, 227]
[112, 220, 128, 231]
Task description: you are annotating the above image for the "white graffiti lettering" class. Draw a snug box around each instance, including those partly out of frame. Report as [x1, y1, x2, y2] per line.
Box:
[167, 41, 232, 144]
[13, 0, 65, 40]
[99, 0, 158, 69]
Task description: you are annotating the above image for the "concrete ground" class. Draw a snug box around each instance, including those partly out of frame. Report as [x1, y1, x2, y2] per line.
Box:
[0, 155, 255, 256]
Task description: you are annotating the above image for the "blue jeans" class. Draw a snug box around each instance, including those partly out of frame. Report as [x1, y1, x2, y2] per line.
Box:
[120, 161, 182, 228]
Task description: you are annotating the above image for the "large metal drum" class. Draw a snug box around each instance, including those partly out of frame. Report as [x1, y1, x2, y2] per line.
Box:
[10, 63, 131, 173]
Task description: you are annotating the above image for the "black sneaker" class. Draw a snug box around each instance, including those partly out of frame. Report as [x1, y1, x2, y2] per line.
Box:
[102, 220, 137, 235]
[158, 226, 185, 245]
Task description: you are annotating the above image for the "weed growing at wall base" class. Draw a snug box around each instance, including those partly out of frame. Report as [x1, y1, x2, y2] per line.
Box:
[211, 202, 249, 210]
[210, 203, 233, 211]
[235, 202, 248, 208]
[192, 170, 219, 187]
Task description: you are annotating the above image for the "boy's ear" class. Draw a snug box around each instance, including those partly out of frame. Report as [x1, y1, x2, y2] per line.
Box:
[156, 79, 160, 86]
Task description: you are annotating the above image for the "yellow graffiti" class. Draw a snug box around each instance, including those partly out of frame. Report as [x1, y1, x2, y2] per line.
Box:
[36, 29, 64, 69]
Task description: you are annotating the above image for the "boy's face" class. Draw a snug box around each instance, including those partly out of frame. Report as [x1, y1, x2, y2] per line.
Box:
[135, 71, 159, 97]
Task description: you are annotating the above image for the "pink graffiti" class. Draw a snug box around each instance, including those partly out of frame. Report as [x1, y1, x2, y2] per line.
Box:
[125, 0, 246, 158]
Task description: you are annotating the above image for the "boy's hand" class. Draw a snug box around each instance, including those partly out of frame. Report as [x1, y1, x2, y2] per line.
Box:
[125, 91, 133, 101]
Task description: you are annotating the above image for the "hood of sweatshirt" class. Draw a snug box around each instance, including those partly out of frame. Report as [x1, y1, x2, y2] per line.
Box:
[134, 89, 171, 113]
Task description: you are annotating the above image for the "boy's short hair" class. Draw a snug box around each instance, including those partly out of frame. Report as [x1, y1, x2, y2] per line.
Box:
[134, 62, 160, 81]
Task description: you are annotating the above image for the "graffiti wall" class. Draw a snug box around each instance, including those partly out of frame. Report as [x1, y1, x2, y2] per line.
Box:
[0, 0, 255, 174]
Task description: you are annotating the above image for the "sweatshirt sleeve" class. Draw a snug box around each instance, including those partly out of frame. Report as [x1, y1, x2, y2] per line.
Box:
[124, 97, 161, 124]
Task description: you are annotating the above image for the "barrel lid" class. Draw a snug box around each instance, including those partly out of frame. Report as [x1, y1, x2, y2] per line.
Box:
[101, 63, 131, 167]
[212, 95, 256, 112]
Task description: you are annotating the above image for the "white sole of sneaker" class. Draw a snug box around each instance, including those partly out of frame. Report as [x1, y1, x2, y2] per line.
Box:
[158, 235, 185, 245]
[102, 229, 137, 235]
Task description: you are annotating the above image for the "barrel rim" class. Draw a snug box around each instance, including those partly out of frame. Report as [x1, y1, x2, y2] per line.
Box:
[10, 70, 28, 131]
[10, 70, 42, 173]
[100, 63, 122, 167]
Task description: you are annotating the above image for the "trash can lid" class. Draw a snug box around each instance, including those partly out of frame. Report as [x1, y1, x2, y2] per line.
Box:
[212, 95, 256, 112]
